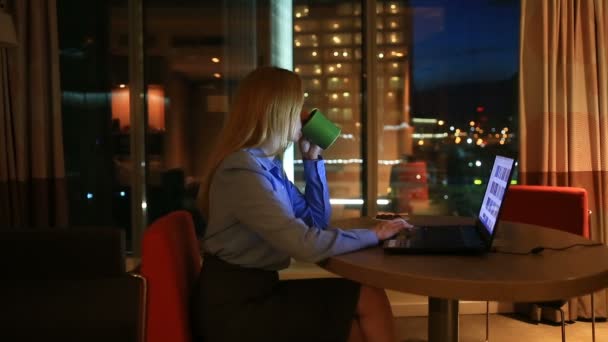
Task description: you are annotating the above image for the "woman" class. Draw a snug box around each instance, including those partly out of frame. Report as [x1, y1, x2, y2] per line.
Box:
[194, 66, 410, 342]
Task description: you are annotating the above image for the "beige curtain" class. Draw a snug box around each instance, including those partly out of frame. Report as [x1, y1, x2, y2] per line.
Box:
[0, 0, 67, 228]
[519, 0, 608, 321]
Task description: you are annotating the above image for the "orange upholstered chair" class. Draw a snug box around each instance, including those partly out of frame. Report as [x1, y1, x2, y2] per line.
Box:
[501, 185, 589, 238]
[487, 185, 595, 342]
[141, 211, 201, 342]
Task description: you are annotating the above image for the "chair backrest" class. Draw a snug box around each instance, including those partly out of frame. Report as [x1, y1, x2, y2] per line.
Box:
[0, 227, 126, 280]
[141, 210, 201, 342]
[501, 185, 589, 238]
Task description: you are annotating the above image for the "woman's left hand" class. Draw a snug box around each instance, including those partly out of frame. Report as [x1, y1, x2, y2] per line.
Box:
[299, 137, 323, 160]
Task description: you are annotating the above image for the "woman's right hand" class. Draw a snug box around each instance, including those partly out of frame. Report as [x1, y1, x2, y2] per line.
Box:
[371, 218, 412, 241]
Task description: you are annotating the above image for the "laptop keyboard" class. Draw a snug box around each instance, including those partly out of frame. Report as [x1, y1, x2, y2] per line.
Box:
[420, 226, 466, 245]
[385, 226, 466, 249]
[383, 226, 484, 249]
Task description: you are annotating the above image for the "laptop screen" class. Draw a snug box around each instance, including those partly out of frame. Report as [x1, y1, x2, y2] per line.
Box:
[478, 155, 515, 235]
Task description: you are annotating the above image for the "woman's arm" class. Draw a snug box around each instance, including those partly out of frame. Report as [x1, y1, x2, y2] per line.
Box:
[222, 168, 377, 263]
[285, 158, 331, 228]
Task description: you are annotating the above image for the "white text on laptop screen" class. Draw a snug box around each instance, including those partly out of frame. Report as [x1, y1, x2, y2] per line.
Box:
[479, 156, 514, 235]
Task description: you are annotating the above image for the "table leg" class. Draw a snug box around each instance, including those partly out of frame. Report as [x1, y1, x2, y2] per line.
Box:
[428, 297, 459, 342]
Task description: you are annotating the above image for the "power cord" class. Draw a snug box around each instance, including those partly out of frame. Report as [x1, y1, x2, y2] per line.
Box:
[493, 242, 604, 255]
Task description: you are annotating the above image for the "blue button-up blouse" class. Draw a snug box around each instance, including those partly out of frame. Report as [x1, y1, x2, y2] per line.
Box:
[202, 148, 378, 270]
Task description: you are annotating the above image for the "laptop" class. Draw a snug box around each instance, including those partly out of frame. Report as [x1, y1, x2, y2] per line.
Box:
[383, 155, 516, 254]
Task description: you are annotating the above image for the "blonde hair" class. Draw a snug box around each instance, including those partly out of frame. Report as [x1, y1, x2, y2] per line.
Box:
[198, 66, 304, 217]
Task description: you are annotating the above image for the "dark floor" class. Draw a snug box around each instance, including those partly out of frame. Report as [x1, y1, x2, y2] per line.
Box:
[395, 314, 607, 342]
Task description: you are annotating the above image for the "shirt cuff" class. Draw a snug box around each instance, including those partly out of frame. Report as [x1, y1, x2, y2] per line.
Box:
[356, 229, 380, 246]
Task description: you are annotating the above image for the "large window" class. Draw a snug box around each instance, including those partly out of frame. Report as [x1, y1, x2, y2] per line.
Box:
[384, 0, 519, 216]
[293, 0, 519, 218]
[58, 0, 519, 250]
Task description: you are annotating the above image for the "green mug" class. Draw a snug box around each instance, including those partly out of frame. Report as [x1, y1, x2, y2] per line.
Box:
[301, 108, 341, 150]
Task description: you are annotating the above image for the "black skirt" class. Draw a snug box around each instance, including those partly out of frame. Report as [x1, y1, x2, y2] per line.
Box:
[192, 254, 360, 342]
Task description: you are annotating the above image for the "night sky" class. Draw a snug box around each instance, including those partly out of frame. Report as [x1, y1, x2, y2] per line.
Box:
[409, 0, 520, 124]
[411, 0, 520, 90]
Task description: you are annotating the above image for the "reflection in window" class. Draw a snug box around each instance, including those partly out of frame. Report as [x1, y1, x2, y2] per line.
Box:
[294, 0, 364, 219]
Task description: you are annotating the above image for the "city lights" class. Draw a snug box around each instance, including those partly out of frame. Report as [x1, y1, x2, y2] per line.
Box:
[294, 158, 365, 165]
[412, 118, 437, 124]
[329, 199, 391, 205]
[289, 3, 516, 206]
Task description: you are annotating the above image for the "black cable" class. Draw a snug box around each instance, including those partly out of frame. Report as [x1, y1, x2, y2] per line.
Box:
[493, 242, 604, 255]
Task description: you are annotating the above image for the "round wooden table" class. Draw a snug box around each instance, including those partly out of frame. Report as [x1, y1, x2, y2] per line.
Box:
[321, 216, 608, 342]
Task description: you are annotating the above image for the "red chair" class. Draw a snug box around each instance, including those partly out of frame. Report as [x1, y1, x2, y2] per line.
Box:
[141, 211, 201, 342]
[485, 185, 595, 342]
[501, 185, 589, 238]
